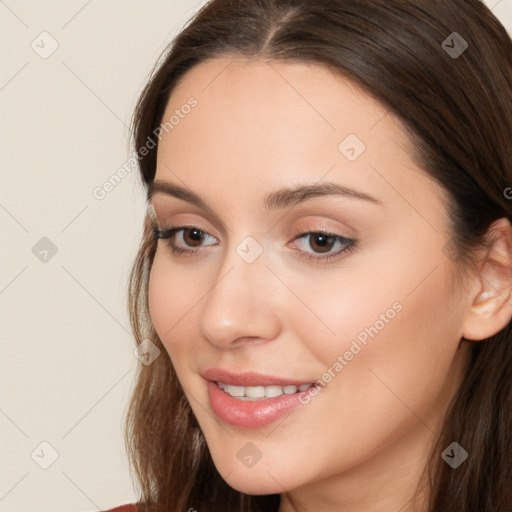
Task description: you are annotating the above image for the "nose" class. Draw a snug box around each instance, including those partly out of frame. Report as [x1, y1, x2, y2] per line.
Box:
[197, 241, 282, 349]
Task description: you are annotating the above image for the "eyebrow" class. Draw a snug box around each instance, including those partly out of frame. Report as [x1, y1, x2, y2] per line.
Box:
[147, 180, 384, 213]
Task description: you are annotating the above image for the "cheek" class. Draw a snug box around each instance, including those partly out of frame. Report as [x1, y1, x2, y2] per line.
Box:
[147, 252, 199, 359]
[316, 262, 463, 435]
[309, 238, 458, 369]
[297, 245, 463, 408]
[283, 263, 402, 367]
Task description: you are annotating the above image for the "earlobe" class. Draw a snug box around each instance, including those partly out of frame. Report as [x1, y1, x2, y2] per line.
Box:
[462, 217, 512, 341]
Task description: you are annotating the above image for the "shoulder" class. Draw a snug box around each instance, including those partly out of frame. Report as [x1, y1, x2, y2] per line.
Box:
[102, 505, 138, 512]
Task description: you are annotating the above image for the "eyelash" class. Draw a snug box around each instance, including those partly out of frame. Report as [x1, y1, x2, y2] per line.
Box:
[153, 226, 357, 264]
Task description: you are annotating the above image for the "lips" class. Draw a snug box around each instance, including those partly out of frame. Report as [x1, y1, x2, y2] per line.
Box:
[201, 367, 315, 387]
[202, 367, 318, 428]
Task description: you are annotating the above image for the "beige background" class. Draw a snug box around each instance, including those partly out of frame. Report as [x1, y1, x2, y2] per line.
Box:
[1, 1, 511, 511]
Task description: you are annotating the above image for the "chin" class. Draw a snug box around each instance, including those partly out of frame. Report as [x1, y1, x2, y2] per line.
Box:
[222, 471, 286, 496]
[209, 451, 304, 496]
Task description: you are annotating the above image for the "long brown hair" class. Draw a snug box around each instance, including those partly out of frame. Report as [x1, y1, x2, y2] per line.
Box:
[124, 1, 512, 510]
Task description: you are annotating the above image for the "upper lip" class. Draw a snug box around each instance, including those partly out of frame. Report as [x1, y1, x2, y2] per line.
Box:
[202, 367, 314, 387]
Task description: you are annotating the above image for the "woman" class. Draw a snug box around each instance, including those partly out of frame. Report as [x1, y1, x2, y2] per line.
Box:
[107, 0, 512, 510]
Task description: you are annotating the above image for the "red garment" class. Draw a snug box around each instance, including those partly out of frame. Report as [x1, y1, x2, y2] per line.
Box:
[103, 505, 138, 512]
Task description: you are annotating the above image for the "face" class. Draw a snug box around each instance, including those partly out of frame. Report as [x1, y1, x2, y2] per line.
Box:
[147, 57, 470, 498]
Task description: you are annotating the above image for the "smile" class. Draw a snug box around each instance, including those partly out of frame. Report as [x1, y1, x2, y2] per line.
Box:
[216, 381, 315, 400]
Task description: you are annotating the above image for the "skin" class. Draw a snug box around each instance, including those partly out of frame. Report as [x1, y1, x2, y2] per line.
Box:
[147, 57, 512, 511]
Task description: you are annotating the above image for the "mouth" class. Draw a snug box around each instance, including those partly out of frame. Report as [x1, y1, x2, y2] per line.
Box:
[215, 381, 316, 401]
[202, 368, 320, 428]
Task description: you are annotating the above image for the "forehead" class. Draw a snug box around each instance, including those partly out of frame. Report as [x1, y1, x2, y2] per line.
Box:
[160, 56, 401, 145]
[158, 57, 404, 164]
[153, 56, 446, 219]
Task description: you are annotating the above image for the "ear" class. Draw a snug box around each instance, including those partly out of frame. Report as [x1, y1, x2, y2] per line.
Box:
[462, 217, 512, 341]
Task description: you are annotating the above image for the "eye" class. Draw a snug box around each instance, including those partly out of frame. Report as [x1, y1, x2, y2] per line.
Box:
[153, 226, 357, 264]
[290, 231, 357, 263]
[154, 226, 218, 256]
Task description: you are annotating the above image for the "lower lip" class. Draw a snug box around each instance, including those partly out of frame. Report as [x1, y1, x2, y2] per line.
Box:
[207, 381, 308, 428]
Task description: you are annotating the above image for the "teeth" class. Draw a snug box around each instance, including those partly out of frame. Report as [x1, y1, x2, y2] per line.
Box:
[265, 385, 284, 398]
[227, 385, 245, 397]
[283, 385, 298, 395]
[217, 382, 313, 400]
[245, 386, 265, 398]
